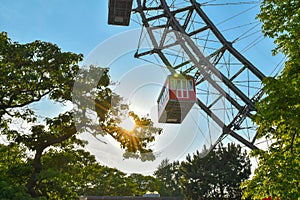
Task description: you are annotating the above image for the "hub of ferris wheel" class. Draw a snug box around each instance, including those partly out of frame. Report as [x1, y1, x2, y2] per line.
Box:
[108, 0, 267, 151]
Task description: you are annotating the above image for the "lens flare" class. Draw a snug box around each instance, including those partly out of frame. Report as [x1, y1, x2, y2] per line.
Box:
[119, 117, 135, 132]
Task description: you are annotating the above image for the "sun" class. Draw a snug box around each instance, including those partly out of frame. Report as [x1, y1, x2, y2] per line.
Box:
[119, 116, 135, 131]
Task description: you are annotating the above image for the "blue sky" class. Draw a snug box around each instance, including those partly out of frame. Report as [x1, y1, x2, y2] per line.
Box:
[0, 0, 137, 118]
[0, 0, 132, 55]
[1, 0, 284, 174]
[0, 0, 283, 76]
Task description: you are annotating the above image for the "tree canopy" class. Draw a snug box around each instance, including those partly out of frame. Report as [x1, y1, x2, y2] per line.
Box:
[154, 159, 182, 197]
[0, 32, 82, 121]
[181, 143, 251, 199]
[241, 1, 300, 199]
[153, 143, 251, 199]
[0, 32, 161, 199]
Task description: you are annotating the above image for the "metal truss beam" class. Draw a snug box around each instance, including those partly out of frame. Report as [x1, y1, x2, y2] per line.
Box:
[134, 0, 265, 150]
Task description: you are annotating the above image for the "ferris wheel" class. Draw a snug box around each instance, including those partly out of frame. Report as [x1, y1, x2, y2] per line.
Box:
[107, 0, 281, 153]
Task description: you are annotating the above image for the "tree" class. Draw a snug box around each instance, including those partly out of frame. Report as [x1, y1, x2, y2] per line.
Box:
[0, 32, 82, 122]
[0, 144, 42, 200]
[0, 31, 84, 198]
[0, 112, 104, 199]
[0, 32, 161, 198]
[181, 143, 251, 199]
[128, 173, 159, 196]
[32, 148, 102, 199]
[91, 167, 129, 196]
[73, 65, 162, 161]
[154, 159, 183, 197]
[0, 31, 161, 162]
[241, 1, 300, 199]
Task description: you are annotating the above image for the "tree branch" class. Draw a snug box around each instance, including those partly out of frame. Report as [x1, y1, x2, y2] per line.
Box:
[26, 123, 78, 197]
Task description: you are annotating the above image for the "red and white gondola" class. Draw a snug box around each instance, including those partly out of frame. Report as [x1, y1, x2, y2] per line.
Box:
[157, 74, 196, 123]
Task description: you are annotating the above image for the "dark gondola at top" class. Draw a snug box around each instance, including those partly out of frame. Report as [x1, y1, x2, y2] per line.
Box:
[108, 0, 133, 26]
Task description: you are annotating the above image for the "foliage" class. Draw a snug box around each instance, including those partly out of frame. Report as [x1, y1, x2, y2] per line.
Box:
[257, 0, 300, 57]
[1, 141, 160, 199]
[0, 144, 40, 200]
[181, 143, 251, 200]
[154, 159, 183, 197]
[36, 148, 101, 199]
[0, 32, 82, 123]
[0, 33, 85, 197]
[0, 179, 44, 200]
[241, 1, 300, 199]
[128, 173, 159, 196]
[81, 169, 158, 197]
[0, 32, 161, 199]
[83, 166, 129, 196]
[0, 118, 94, 199]
[74, 66, 162, 161]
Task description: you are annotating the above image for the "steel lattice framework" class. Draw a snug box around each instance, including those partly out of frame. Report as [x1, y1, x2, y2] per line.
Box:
[133, 0, 266, 150]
